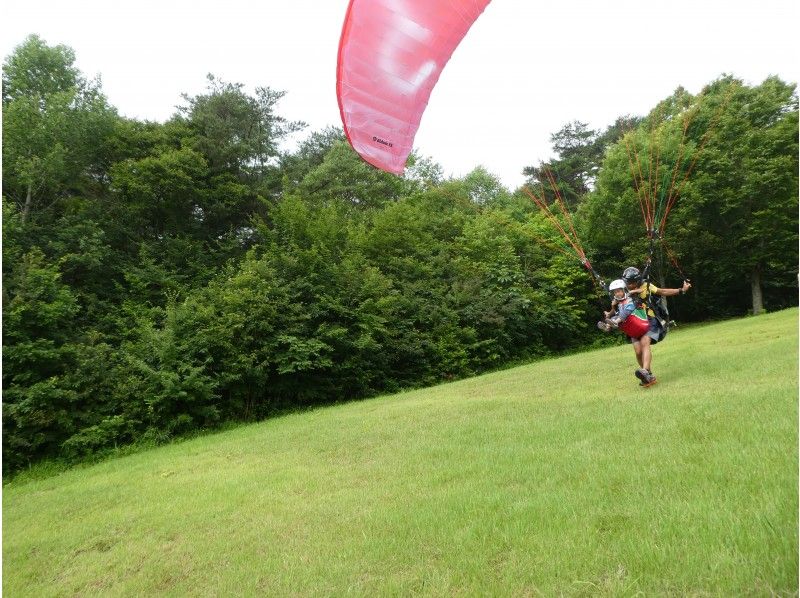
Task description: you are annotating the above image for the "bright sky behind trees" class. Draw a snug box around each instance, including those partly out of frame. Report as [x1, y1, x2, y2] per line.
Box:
[2, 0, 797, 188]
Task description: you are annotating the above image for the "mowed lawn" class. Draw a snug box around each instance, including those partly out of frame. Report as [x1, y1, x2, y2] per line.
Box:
[3, 309, 798, 596]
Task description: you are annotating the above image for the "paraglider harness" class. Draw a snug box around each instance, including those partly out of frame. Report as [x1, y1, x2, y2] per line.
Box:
[636, 231, 674, 341]
[634, 278, 670, 340]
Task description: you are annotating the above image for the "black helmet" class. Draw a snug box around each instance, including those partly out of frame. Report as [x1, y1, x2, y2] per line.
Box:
[622, 267, 641, 284]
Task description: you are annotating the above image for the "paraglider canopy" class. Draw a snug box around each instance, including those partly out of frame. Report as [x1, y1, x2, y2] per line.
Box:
[336, 0, 492, 174]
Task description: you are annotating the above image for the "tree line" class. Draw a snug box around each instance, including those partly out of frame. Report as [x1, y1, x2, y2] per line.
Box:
[3, 35, 797, 473]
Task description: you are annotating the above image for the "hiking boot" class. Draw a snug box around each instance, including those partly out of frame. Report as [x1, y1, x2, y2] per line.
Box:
[635, 368, 657, 388]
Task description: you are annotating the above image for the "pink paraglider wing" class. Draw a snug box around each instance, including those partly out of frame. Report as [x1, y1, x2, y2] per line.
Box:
[337, 0, 492, 174]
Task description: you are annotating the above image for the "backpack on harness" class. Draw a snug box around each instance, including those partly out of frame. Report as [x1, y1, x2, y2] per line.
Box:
[649, 295, 670, 341]
[634, 290, 670, 342]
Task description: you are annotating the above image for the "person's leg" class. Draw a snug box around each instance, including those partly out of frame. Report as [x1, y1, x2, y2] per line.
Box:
[632, 339, 643, 367]
[640, 335, 652, 372]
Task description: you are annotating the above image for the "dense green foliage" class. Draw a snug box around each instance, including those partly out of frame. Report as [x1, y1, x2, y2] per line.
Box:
[3, 36, 798, 472]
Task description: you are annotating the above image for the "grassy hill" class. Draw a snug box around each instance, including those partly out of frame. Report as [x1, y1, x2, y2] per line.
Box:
[4, 309, 798, 596]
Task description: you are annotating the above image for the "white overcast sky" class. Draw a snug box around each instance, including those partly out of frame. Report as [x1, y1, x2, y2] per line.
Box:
[3, 0, 798, 189]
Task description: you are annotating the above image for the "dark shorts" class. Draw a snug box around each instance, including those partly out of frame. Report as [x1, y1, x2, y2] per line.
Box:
[628, 317, 664, 345]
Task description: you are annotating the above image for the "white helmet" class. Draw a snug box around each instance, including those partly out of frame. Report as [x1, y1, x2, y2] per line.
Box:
[608, 279, 627, 298]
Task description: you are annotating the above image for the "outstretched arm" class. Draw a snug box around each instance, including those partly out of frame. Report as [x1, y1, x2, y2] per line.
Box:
[656, 280, 692, 297]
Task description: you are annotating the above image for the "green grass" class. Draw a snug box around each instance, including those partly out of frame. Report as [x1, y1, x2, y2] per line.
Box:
[4, 309, 798, 596]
